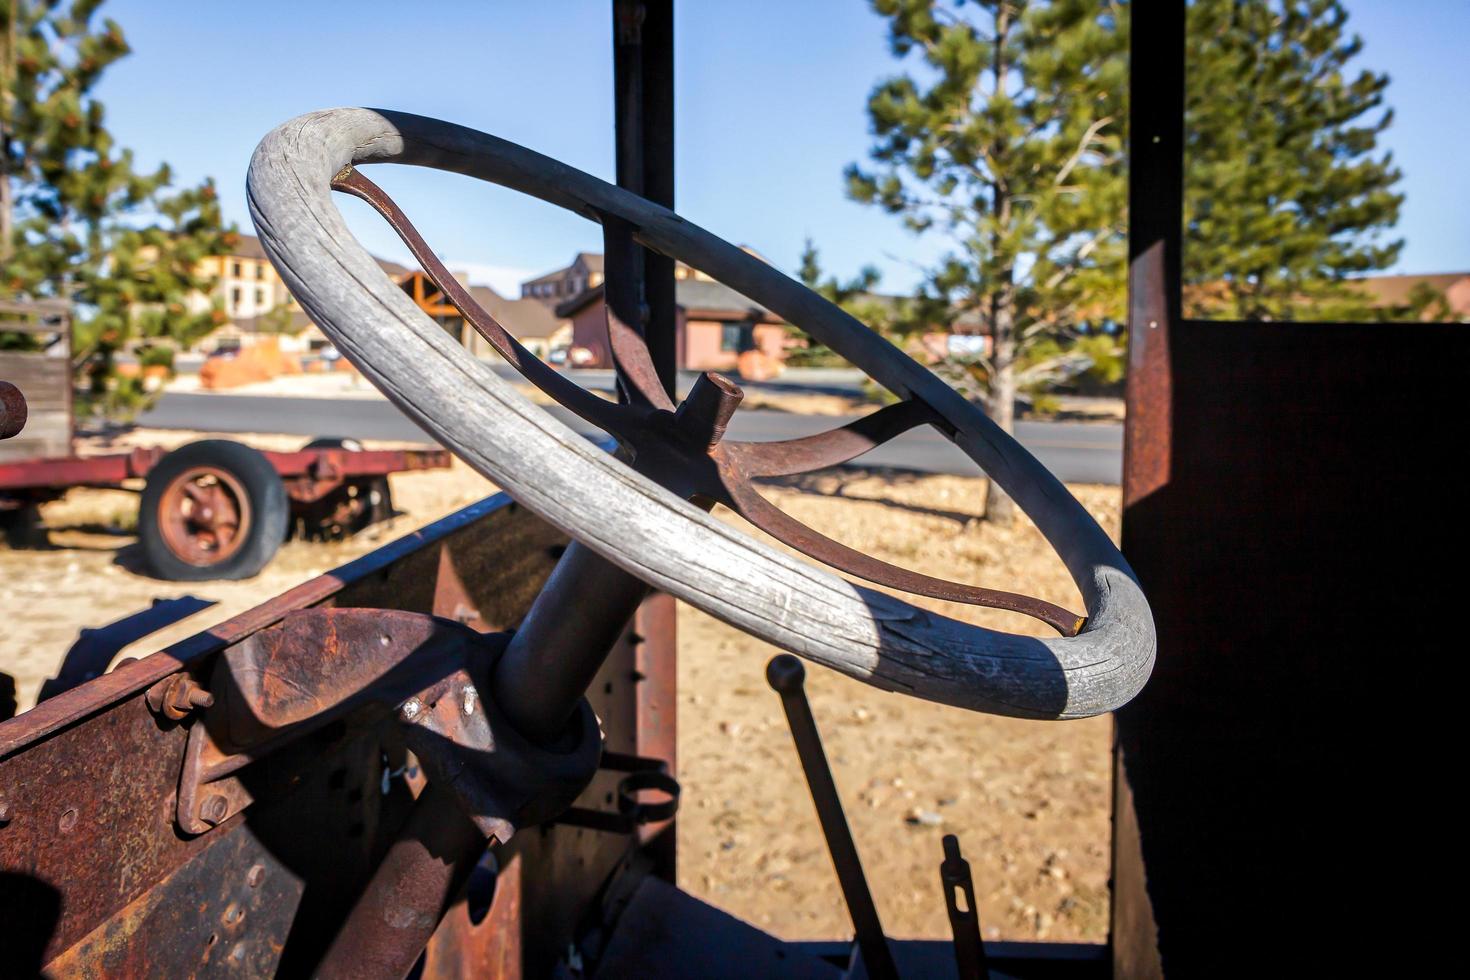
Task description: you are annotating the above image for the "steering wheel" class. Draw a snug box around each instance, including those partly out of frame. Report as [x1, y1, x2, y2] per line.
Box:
[246, 108, 1153, 723]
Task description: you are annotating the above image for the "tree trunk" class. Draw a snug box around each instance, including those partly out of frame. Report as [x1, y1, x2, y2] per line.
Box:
[984, 314, 1019, 526]
[1, 5, 14, 263]
[983, 2, 1018, 527]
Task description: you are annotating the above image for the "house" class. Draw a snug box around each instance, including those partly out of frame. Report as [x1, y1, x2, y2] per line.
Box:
[190, 232, 291, 325]
[1354, 272, 1470, 321]
[187, 233, 412, 353]
[555, 277, 786, 373]
[521, 253, 605, 305]
[396, 270, 571, 360]
[526, 247, 792, 372]
[523, 249, 770, 302]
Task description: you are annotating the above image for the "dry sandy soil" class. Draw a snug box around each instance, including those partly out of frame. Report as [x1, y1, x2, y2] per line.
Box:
[1, 428, 1117, 945]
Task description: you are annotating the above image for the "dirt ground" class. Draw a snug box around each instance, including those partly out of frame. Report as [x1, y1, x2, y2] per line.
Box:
[1, 428, 1117, 945]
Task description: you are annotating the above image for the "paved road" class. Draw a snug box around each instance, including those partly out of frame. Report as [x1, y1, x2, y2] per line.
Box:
[140, 392, 1122, 484]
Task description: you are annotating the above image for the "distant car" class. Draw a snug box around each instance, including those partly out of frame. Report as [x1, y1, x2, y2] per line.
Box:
[547, 347, 569, 366]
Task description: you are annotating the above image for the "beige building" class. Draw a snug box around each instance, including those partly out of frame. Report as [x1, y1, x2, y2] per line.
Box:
[187, 234, 410, 353]
[193, 233, 292, 323]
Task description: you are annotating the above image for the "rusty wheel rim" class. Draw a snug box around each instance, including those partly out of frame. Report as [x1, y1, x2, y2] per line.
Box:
[157, 466, 252, 566]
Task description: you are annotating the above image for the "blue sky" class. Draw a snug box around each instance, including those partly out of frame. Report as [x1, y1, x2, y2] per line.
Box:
[94, 0, 1469, 296]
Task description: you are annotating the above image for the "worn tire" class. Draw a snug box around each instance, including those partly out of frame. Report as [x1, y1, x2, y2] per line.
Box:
[138, 440, 288, 581]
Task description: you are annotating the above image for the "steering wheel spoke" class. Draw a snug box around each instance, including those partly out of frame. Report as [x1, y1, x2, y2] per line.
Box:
[602, 216, 676, 412]
[717, 478, 1085, 637]
[727, 397, 941, 478]
[331, 169, 636, 440]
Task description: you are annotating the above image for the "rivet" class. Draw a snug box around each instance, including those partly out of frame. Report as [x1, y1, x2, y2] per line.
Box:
[401, 698, 421, 720]
[58, 807, 78, 833]
[245, 864, 266, 888]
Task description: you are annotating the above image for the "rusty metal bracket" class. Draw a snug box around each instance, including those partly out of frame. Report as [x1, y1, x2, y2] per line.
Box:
[554, 751, 681, 835]
[172, 608, 602, 842]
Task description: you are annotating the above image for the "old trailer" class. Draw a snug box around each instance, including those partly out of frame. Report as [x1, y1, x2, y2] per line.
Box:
[0, 299, 449, 580]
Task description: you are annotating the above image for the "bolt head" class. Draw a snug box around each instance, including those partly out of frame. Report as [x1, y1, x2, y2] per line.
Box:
[400, 698, 421, 720]
[200, 795, 229, 826]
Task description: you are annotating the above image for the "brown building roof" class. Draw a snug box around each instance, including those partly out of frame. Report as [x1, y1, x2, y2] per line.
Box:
[1352, 272, 1468, 309]
[554, 279, 778, 322]
[467, 285, 565, 339]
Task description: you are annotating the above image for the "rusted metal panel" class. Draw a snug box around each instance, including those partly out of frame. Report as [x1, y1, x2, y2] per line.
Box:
[0, 494, 553, 962]
[1118, 3, 1463, 975]
[421, 851, 524, 980]
[1117, 318, 1470, 974]
[1, 483, 677, 975]
[0, 689, 216, 961]
[42, 821, 305, 978]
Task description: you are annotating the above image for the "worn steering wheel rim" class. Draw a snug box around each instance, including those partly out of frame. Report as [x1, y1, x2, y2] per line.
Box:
[247, 107, 1154, 720]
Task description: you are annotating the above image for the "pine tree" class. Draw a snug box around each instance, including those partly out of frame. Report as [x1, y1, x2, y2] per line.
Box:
[848, 0, 1129, 523]
[1183, 0, 1404, 320]
[794, 237, 916, 368]
[1, 0, 230, 418]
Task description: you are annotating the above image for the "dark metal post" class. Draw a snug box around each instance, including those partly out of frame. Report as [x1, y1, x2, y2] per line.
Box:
[490, 0, 683, 749]
[1113, 3, 1184, 977]
[1122, 0, 1185, 507]
[614, 0, 677, 398]
[494, 545, 651, 745]
[767, 655, 898, 980]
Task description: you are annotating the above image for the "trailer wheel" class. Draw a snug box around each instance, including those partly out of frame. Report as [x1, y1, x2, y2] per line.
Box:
[294, 437, 395, 540]
[0, 505, 45, 550]
[138, 440, 288, 581]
